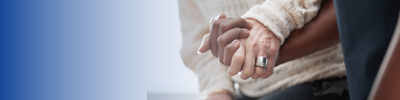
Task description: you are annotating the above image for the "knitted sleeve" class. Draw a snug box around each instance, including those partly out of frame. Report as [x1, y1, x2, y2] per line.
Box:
[178, 0, 235, 98]
[242, 0, 322, 45]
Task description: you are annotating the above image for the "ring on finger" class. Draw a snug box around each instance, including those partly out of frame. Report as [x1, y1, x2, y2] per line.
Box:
[255, 57, 268, 68]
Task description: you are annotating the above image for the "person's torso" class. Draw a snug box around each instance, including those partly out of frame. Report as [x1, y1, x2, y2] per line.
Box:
[334, 0, 400, 100]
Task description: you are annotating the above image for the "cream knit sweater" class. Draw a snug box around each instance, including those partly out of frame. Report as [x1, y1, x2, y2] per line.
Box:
[178, 0, 346, 98]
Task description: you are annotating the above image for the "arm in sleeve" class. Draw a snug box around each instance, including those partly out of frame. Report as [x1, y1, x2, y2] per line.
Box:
[178, 0, 235, 98]
[242, 0, 322, 45]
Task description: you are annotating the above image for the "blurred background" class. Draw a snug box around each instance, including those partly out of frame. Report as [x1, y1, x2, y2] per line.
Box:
[1, 0, 197, 100]
[135, 0, 200, 100]
[139, 1, 200, 100]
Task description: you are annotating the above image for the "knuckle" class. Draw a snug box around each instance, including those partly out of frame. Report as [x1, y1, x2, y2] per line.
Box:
[217, 37, 226, 45]
[270, 46, 278, 51]
[225, 47, 233, 53]
[259, 40, 270, 47]
[240, 75, 249, 80]
[255, 72, 263, 76]
[242, 69, 253, 76]
[225, 44, 233, 51]
[269, 48, 279, 55]
[219, 22, 229, 32]
[265, 69, 273, 76]
[212, 21, 222, 28]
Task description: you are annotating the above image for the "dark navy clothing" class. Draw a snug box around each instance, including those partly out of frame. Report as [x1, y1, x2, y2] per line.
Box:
[334, 0, 400, 100]
[237, 77, 350, 100]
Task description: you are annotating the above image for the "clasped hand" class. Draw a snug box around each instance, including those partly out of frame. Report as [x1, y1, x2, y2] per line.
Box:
[198, 14, 281, 79]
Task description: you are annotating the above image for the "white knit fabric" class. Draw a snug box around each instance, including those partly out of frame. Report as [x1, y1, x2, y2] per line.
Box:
[178, 0, 345, 98]
[232, 45, 345, 97]
[241, 0, 322, 44]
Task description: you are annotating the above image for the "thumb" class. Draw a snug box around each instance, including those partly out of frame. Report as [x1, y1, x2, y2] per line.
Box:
[198, 33, 210, 54]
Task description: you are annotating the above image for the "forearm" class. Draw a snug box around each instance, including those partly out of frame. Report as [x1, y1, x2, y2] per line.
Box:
[277, 0, 339, 65]
[369, 14, 400, 100]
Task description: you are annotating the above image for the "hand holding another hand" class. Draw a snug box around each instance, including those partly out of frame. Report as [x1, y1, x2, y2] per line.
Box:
[198, 14, 281, 79]
[238, 18, 281, 79]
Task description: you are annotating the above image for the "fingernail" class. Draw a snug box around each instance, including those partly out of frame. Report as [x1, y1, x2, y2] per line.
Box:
[227, 68, 236, 76]
[197, 50, 203, 54]
[197, 46, 205, 54]
[197, 44, 204, 54]
[228, 72, 234, 76]
[209, 17, 215, 23]
[216, 14, 221, 19]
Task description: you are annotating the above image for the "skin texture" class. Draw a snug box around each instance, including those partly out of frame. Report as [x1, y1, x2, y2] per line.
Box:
[199, 0, 338, 77]
[240, 18, 281, 79]
[199, 16, 280, 79]
[200, 0, 338, 99]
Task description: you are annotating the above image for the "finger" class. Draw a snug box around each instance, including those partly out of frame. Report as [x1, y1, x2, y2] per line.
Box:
[250, 67, 265, 79]
[241, 20, 252, 30]
[218, 28, 250, 64]
[218, 28, 250, 46]
[261, 40, 279, 79]
[218, 18, 252, 41]
[209, 14, 227, 57]
[217, 18, 252, 62]
[261, 55, 276, 79]
[240, 41, 257, 80]
[209, 13, 227, 24]
[251, 39, 270, 79]
[228, 40, 246, 76]
[198, 33, 210, 54]
[210, 18, 230, 57]
[223, 39, 240, 66]
[217, 13, 227, 20]
[219, 18, 252, 35]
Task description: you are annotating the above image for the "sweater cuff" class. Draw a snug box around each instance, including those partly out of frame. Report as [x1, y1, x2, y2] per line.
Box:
[241, 4, 292, 45]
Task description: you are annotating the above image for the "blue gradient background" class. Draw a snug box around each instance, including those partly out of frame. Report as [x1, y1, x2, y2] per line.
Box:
[1, 0, 154, 100]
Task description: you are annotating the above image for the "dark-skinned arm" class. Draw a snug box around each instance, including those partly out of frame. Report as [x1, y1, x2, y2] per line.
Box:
[277, 0, 339, 65]
[368, 13, 400, 100]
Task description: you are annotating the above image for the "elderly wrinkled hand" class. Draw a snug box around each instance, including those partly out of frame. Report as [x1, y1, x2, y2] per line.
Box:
[198, 14, 281, 79]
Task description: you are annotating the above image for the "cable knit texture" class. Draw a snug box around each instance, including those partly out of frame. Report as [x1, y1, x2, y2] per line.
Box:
[231, 45, 345, 97]
[242, 0, 322, 45]
[178, 0, 345, 98]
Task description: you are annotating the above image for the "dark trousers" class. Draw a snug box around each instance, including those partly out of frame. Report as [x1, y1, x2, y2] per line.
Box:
[237, 77, 349, 100]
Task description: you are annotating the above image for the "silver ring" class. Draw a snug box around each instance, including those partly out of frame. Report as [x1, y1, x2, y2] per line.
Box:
[255, 57, 268, 68]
